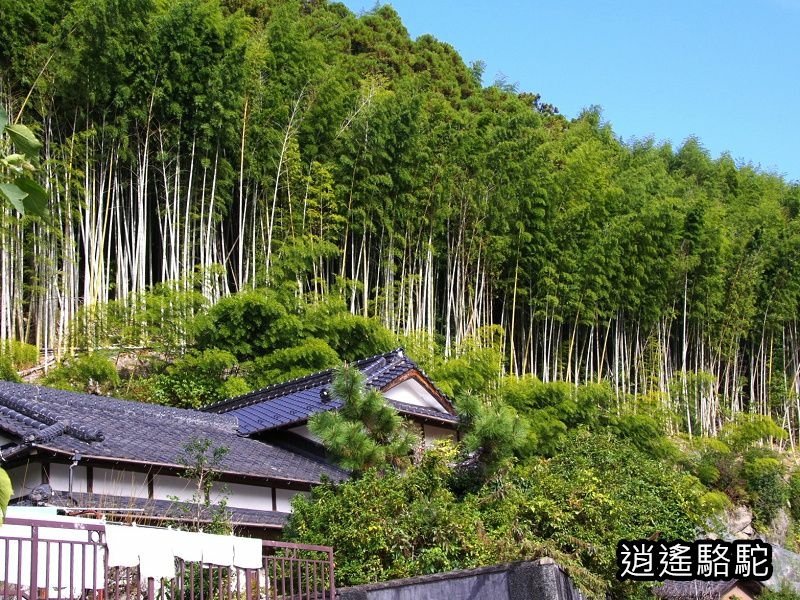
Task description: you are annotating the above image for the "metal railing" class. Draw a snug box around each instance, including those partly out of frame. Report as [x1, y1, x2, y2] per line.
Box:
[0, 517, 335, 600]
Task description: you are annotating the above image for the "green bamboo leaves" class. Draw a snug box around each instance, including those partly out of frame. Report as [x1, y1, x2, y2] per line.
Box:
[0, 107, 47, 216]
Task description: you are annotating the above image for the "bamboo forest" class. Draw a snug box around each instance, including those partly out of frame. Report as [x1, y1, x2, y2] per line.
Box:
[4, 0, 800, 437]
[4, 1, 800, 596]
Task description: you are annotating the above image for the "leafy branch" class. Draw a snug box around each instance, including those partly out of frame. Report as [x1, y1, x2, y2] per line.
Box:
[0, 107, 47, 216]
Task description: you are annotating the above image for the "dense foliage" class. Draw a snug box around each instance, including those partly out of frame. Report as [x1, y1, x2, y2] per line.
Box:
[2, 1, 800, 594]
[0, 0, 799, 442]
[287, 433, 709, 599]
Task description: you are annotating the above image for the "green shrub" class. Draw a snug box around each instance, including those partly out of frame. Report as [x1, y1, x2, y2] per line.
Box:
[0, 340, 38, 381]
[194, 290, 301, 360]
[429, 346, 502, 398]
[0, 340, 38, 369]
[789, 470, 800, 521]
[245, 338, 339, 388]
[607, 413, 679, 460]
[721, 413, 787, 451]
[741, 450, 788, 526]
[219, 376, 251, 399]
[43, 352, 120, 394]
[762, 583, 800, 599]
[286, 445, 493, 585]
[287, 431, 707, 599]
[0, 356, 21, 382]
[304, 298, 396, 362]
[151, 349, 240, 408]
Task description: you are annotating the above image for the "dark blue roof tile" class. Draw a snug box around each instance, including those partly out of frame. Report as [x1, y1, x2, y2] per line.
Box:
[203, 349, 456, 435]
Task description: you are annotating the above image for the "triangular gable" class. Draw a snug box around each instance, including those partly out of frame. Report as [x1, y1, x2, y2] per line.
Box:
[380, 369, 455, 415]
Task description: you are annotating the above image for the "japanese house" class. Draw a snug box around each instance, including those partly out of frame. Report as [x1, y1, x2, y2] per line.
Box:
[203, 348, 459, 453]
[0, 349, 458, 534]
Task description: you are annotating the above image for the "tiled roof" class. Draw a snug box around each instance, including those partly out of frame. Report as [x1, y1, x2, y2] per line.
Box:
[14, 491, 289, 529]
[388, 400, 460, 424]
[203, 349, 455, 435]
[0, 381, 347, 485]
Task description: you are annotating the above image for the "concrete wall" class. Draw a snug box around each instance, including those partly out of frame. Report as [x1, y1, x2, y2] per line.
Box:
[422, 424, 456, 446]
[48, 463, 88, 493]
[337, 559, 584, 600]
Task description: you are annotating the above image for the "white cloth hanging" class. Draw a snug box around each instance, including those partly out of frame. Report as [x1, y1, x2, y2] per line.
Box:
[200, 533, 235, 566]
[137, 528, 178, 582]
[170, 529, 204, 563]
[105, 523, 142, 567]
[231, 535, 262, 570]
[104, 524, 264, 578]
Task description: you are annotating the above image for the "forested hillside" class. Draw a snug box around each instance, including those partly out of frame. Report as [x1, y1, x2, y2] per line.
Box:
[2, 0, 800, 439]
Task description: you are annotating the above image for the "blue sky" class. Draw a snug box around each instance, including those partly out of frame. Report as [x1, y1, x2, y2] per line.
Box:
[341, 0, 800, 183]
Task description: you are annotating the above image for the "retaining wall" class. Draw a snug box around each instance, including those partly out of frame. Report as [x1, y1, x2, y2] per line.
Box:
[337, 558, 585, 600]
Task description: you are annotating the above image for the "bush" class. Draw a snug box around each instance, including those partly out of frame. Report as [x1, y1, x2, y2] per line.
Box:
[607, 413, 679, 460]
[245, 338, 339, 388]
[762, 584, 800, 599]
[789, 470, 800, 521]
[43, 352, 120, 394]
[0, 340, 39, 381]
[741, 450, 788, 526]
[0, 340, 38, 369]
[287, 431, 708, 599]
[303, 298, 396, 361]
[68, 286, 207, 354]
[151, 349, 240, 408]
[0, 356, 20, 382]
[429, 346, 502, 398]
[286, 445, 493, 585]
[720, 414, 787, 451]
[194, 291, 301, 360]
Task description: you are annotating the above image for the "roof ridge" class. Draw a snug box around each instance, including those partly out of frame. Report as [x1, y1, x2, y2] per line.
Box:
[0, 389, 104, 443]
[0, 404, 47, 432]
[364, 350, 415, 385]
[35, 385, 238, 432]
[204, 347, 408, 414]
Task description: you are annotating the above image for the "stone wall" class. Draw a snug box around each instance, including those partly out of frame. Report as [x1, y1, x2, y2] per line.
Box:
[337, 558, 585, 600]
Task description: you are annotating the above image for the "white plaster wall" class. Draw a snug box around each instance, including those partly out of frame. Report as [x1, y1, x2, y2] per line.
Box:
[383, 379, 447, 412]
[152, 474, 194, 502]
[48, 463, 87, 493]
[275, 489, 308, 512]
[423, 424, 456, 447]
[209, 481, 273, 511]
[93, 468, 148, 499]
[8, 464, 42, 499]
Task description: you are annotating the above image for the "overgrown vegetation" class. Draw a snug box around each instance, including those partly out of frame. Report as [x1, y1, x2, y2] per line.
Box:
[289, 364, 794, 598]
[2, 0, 800, 595]
[287, 434, 708, 599]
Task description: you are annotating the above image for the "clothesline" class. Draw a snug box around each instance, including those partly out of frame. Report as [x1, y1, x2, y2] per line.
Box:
[0, 511, 265, 595]
[105, 523, 263, 583]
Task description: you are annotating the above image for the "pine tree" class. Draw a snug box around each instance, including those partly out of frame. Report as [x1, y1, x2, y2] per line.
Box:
[308, 364, 419, 474]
